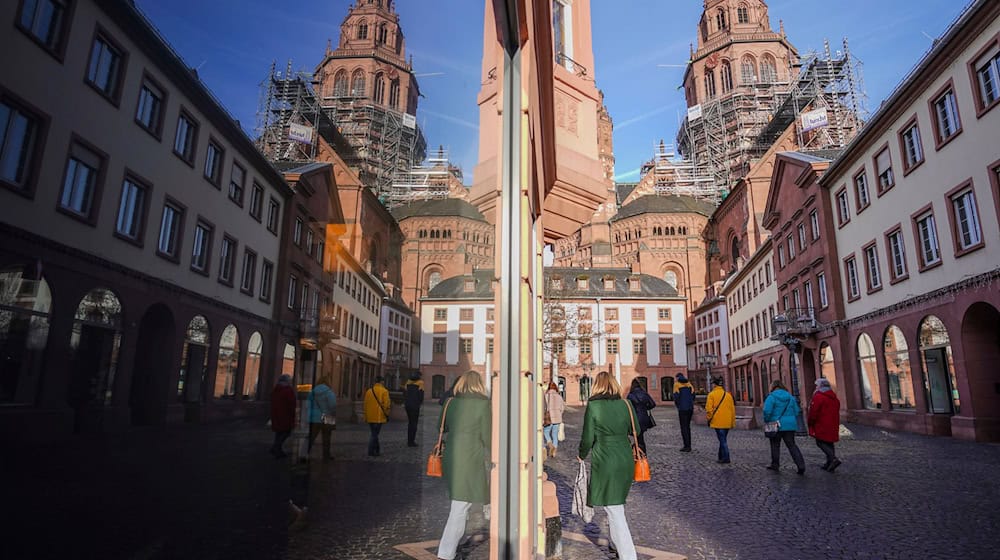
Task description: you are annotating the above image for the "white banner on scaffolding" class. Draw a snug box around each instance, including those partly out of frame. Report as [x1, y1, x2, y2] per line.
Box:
[402, 113, 417, 129]
[288, 123, 313, 144]
[687, 104, 703, 122]
[801, 108, 829, 132]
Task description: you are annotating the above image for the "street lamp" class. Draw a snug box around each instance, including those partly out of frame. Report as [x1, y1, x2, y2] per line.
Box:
[771, 314, 807, 435]
[698, 354, 718, 394]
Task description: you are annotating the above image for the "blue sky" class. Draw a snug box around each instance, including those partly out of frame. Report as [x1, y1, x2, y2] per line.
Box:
[136, 0, 962, 185]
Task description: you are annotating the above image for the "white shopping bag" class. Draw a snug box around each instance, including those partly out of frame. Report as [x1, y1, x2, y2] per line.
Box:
[572, 460, 594, 523]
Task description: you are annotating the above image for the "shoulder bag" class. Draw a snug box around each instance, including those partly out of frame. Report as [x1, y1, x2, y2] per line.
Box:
[625, 400, 651, 482]
[372, 388, 389, 421]
[764, 399, 791, 439]
[426, 397, 453, 477]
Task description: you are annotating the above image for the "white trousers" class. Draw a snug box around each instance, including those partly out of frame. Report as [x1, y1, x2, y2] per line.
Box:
[437, 500, 473, 560]
[605, 504, 637, 560]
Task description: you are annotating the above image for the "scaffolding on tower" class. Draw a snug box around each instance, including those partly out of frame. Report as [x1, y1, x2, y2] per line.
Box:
[641, 141, 722, 205]
[388, 146, 464, 208]
[255, 59, 427, 205]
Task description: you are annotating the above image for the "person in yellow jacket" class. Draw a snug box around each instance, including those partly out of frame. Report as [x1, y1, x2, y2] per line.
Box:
[705, 376, 735, 464]
[364, 377, 391, 456]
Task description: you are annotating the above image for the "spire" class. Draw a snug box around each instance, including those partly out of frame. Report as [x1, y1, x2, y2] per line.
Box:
[779, 19, 785, 37]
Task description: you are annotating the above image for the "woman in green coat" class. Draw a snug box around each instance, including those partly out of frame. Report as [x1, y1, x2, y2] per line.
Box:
[437, 370, 490, 560]
[578, 371, 637, 560]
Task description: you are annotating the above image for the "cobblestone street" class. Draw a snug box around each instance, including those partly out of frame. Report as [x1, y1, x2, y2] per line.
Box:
[292, 405, 1000, 560]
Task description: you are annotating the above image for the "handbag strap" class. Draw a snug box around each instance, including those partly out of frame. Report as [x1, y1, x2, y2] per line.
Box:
[372, 387, 389, 417]
[434, 397, 454, 453]
[774, 398, 791, 423]
[624, 399, 646, 461]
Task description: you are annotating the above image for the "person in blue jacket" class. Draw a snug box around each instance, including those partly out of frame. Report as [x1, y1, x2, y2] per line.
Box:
[762, 379, 806, 474]
[672, 374, 695, 452]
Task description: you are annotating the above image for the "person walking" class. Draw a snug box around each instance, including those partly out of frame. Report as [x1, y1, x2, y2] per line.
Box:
[626, 379, 656, 454]
[436, 371, 491, 560]
[578, 371, 638, 560]
[808, 377, 842, 472]
[705, 376, 735, 464]
[763, 380, 806, 475]
[364, 376, 391, 457]
[307, 376, 337, 461]
[404, 371, 425, 447]
[673, 374, 695, 452]
[543, 382, 566, 458]
[269, 374, 297, 459]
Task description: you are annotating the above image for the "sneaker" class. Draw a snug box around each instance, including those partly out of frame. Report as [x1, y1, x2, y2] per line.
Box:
[828, 459, 842, 472]
[717, 459, 731, 464]
[679, 447, 692, 452]
[819, 463, 831, 471]
[766, 464, 779, 471]
[796, 467, 806, 475]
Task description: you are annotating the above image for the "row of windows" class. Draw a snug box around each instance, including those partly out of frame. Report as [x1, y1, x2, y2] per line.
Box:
[700, 54, 780, 101]
[328, 69, 403, 108]
[731, 305, 775, 353]
[4, 8, 282, 238]
[431, 336, 674, 358]
[696, 310, 721, 331]
[291, 216, 325, 266]
[614, 225, 689, 242]
[776, 209, 821, 271]
[842, 171, 995, 302]
[781, 272, 828, 315]
[335, 260, 380, 314]
[728, 259, 775, 315]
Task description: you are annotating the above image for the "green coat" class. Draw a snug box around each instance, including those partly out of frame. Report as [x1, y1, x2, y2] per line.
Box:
[440, 394, 491, 504]
[578, 396, 635, 507]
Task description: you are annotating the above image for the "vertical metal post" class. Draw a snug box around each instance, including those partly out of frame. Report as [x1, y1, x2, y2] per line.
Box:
[497, 40, 523, 559]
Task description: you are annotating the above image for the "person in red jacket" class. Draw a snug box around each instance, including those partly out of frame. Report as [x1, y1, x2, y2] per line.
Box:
[270, 374, 297, 459]
[807, 377, 842, 472]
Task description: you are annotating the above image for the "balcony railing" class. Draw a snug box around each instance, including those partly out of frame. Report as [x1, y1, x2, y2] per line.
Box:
[783, 307, 819, 335]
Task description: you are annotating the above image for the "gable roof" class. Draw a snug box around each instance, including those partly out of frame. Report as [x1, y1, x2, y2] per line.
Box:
[390, 198, 489, 223]
[761, 152, 831, 230]
[612, 195, 717, 222]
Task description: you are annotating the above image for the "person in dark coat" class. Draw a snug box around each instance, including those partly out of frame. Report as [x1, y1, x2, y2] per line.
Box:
[626, 379, 656, 454]
[763, 379, 806, 474]
[404, 371, 425, 447]
[672, 374, 695, 452]
[436, 371, 490, 560]
[578, 371, 637, 560]
[270, 374, 297, 459]
[808, 377, 842, 472]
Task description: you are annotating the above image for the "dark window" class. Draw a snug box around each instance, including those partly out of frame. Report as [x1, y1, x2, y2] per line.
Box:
[135, 76, 165, 136]
[228, 162, 245, 205]
[157, 200, 184, 259]
[241, 249, 257, 294]
[249, 183, 264, 220]
[204, 140, 223, 186]
[260, 260, 273, 302]
[115, 175, 147, 241]
[86, 31, 125, 101]
[191, 221, 212, 273]
[59, 140, 103, 219]
[173, 111, 198, 163]
[219, 236, 236, 283]
[0, 98, 42, 191]
[17, 0, 69, 54]
[267, 197, 280, 233]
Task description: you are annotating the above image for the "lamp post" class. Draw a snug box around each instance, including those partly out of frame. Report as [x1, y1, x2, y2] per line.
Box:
[698, 354, 718, 394]
[771, 314, 807, 435]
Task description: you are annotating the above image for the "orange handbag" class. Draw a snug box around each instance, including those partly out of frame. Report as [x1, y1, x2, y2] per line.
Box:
[427, 398, 453, 477]
[625, 400, 651, 482]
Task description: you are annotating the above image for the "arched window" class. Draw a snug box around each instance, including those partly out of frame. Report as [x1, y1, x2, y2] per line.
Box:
[737, 4, 749, 24]
[243, 332, 263, 400]
[427, 271, 442, 290]
[357, 20, 368, 40]
[760, 54, 778, 83]
[730, 236, 740, 269]
[720, 61, 733, 93]
[716, 7, 727, 30]
[664, 270, 678, 289]
[178, 315, 210, 402]
[282, 343, 296, 381]
[819, 342, 837, 393]
[741, 55, 757, 85]
[389, 79, 400, 108]
[351, 70, 366, 96]
[333, 70, 348, 96]
[215, 325, 239, 398]
[378, 23, 388, 45]
[856, 333, 881, 410]
[70, 288, 123, 407]
[373, 72, 385, 104]
[704, 69, 716, 99]
[0, 268, 51, 404]
[883, 326, 914, 410]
